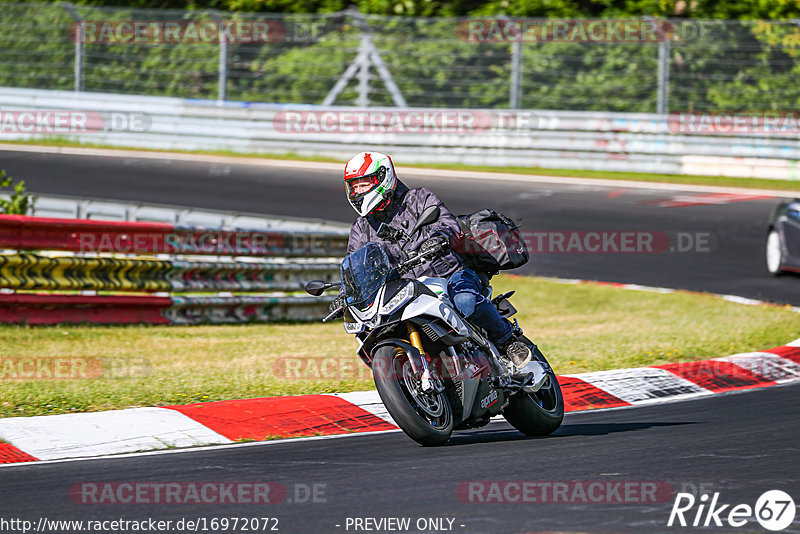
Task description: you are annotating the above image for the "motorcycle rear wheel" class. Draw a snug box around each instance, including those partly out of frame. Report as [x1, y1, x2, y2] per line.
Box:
[502, 337, 564, 436]
[372, 345, 453, 446]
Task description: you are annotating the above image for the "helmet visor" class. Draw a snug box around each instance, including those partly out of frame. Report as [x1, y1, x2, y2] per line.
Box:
[345, 167, 386, 200]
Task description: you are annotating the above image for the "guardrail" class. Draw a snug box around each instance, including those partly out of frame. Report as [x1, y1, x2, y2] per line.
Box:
[0, 213, 345, 325]
[0, 214, 347, 257]
[0, 255, 340, 293]
[1, 87, 799, 179]
[0, 293, 337, 325]
[26, 194, 349, 234]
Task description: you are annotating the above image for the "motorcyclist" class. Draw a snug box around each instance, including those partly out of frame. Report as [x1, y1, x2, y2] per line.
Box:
[332, 151, 532, 368]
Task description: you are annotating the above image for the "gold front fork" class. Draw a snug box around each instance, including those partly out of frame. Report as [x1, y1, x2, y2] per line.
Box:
[406, 323, 427, 358]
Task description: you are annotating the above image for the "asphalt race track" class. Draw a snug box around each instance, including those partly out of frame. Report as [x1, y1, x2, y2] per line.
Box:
[2, 148, 800, 304]
[2, 384, 798, 533]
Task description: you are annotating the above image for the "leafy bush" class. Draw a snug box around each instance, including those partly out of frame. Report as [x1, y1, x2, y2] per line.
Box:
[0, 171, 32, 215]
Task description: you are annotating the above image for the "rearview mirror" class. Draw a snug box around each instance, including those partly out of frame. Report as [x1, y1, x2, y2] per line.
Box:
[409, 205, 440, 236]
[305, 280, 329, 296]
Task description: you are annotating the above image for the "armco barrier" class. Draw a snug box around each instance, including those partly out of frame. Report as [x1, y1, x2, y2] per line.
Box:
[0, 294, 172, 325]
[0, 215, 347, 257]
[165, 295, 335, 325]
[1, 87, 799, 179]
[0, 294, 333, 326]
[0, 255, 340, 293]
[0, 214, 343, 325]
[0, 255, 172, 292]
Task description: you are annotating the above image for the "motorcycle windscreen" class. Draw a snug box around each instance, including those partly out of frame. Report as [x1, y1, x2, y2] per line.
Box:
[340, 242, 391, 311]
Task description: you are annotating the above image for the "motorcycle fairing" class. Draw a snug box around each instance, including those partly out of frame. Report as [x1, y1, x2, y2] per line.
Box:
[400, 294, 470, 337]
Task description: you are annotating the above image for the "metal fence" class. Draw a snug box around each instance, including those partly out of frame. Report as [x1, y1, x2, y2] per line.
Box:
[1, 3, 799, 113]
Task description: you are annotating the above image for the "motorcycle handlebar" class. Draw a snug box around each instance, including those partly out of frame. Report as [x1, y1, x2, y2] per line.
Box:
[322, 307, 343, 322]
[397, 243, 448, 275]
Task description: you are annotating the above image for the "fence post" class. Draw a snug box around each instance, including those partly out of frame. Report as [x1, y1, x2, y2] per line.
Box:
[510, 40, 522, 109]
[357, 32, 370, 107]
[645, 17, 670, 114]
[219, 35, 228, 103]
[62, 3, 83, 92]
[657, 39, 670, 114]
[211, 11, 228, 103]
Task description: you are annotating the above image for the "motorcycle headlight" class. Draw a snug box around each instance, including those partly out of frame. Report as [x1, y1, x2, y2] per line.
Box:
[380, 282, 414, 315]
[343, 320, 365, 334]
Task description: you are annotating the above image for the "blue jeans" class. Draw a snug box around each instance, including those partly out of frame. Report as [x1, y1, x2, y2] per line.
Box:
[447, 268, 514, 346]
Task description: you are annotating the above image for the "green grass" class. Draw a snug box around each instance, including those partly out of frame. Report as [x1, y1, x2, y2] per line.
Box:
[0, 275, 798, 418]
[3, 138, 800, 193]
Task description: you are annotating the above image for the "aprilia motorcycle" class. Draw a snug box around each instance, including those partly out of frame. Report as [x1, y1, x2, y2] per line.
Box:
[305, 205, 563, 446]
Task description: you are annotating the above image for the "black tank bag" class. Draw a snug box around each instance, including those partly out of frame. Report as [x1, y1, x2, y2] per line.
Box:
[456, 209, 529, 273]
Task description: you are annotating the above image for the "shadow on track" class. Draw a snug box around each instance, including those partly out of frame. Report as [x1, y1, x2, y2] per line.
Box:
[444, 421, 696, 447]
[553, 421, 697, 436]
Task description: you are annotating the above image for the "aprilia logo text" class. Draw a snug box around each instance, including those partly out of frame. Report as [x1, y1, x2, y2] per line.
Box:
[480, 390, 498, 409]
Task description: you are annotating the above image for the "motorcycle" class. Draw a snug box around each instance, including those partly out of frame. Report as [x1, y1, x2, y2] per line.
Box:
[305, 205, 563, 446]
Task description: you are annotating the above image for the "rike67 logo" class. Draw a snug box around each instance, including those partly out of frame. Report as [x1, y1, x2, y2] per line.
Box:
[668, 490, 795, 531]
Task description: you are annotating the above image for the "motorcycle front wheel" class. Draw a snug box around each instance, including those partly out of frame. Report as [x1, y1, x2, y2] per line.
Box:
[502, 337, 564, 436]
[372, 345, 453, 446]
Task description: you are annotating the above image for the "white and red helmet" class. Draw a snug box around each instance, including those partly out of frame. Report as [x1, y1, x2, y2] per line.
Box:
[344, 151, 397, 217]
